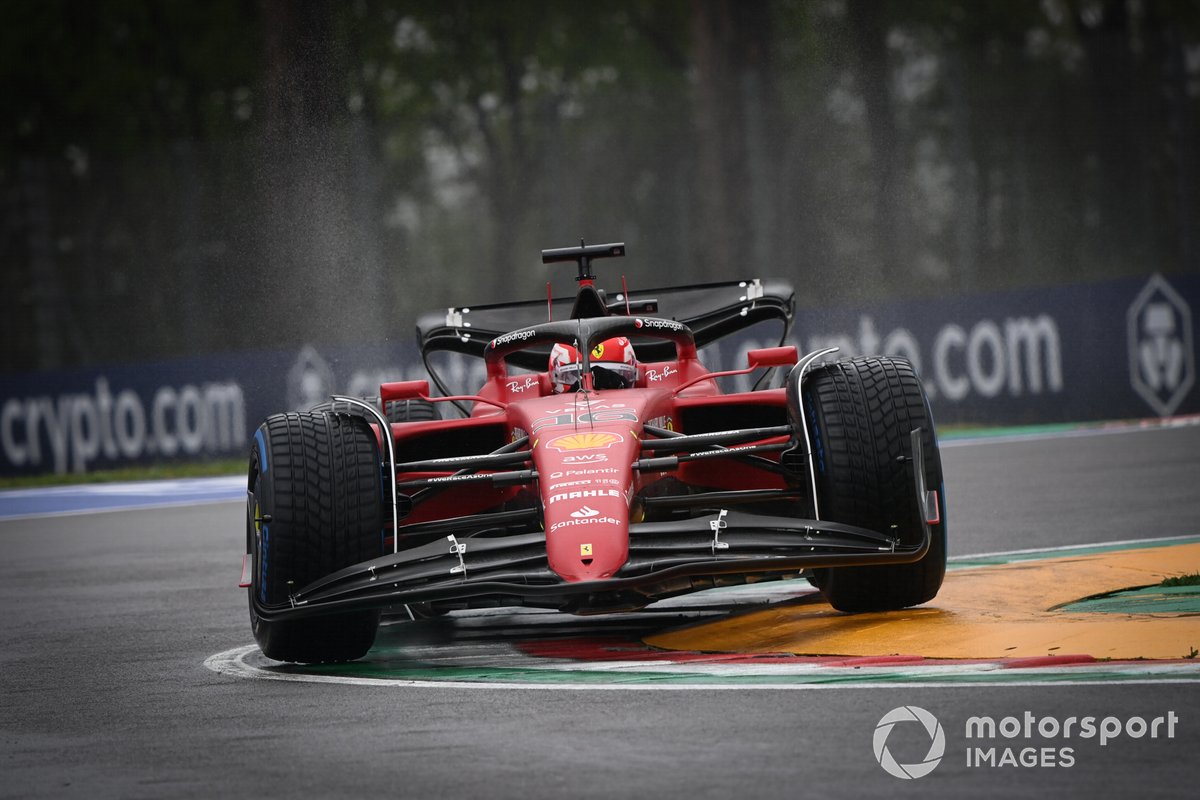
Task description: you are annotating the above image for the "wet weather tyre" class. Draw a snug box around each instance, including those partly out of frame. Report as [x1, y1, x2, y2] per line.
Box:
[310, 396, 440, 424]
[246, 411, 385, 663]
[804, 357, 946, 612]
[383, 397, 440, 423]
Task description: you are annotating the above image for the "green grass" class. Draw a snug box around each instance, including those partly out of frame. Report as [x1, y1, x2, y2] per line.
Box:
[0, 459, 244, 490]
[1160, 573, 1200, 588]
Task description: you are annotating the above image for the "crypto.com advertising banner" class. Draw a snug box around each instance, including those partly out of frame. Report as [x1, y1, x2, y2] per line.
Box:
[1, 273, 1196, 475]
[0, 345, 424, 477]
[762, 272, 1198, 426]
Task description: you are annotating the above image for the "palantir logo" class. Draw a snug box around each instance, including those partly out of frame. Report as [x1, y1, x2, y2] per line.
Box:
[1127, 274, 1195, 416]
[874, 706, 946, 780]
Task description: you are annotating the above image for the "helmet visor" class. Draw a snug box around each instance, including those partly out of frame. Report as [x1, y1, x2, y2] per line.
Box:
[590, 362, 636, 390]
[551, 361, 636, 391]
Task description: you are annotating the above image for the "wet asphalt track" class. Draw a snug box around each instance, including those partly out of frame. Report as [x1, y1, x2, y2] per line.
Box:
[2, 423, 1199, 798]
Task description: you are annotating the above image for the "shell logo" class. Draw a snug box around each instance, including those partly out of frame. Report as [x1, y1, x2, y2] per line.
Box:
[545, 432, 624, 452]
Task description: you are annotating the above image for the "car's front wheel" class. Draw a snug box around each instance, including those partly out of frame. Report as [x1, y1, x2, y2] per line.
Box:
[246, 411, 385, 663]
[803, 357, 946, 612]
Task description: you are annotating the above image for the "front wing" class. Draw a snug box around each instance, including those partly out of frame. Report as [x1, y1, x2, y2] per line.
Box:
[250, 432, 937, 622]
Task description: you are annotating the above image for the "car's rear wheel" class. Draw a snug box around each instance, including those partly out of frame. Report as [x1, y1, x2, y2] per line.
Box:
[803, 357, 946, 611]
[310, 396, 440, 424]
[382, 397, 440, 423]
[247, 411, 385, 663]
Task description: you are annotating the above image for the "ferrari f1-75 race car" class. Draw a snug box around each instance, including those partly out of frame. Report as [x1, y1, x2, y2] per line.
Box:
[242, 243, 945, 663]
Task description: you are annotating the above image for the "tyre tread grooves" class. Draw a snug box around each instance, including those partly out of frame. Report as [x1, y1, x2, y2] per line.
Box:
[805, 357, 946, 612]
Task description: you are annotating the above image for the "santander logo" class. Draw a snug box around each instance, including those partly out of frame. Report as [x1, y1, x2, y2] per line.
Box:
[570, 506, 600, 519]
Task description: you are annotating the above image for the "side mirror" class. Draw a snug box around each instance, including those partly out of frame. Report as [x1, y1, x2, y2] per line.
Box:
[675, 345, 799, 394]
[380, 380, 430, 404]
[746, 346, 798, 369]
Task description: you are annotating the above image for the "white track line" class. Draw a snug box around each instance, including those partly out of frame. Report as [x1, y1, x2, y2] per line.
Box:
[939, 413, 1200, 448]
[203, 645, 1200, 691]
[205, 534, 1200, 691]
[950, 533, 1200, 563]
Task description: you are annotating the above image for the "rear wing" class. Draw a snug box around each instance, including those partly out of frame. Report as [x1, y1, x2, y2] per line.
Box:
[416, 277, 796, 377]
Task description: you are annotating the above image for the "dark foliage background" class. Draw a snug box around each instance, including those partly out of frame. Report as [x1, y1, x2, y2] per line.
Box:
[3, 0, 1198, 371]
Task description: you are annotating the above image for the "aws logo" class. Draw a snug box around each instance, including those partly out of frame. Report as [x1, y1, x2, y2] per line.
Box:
[561, 454, 608, 464]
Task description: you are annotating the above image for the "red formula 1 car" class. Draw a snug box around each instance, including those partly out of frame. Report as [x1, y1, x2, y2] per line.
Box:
[243, 243, 946, 663]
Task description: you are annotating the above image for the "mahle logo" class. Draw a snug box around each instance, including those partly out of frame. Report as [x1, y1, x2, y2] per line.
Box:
[874, 706, 946, 779]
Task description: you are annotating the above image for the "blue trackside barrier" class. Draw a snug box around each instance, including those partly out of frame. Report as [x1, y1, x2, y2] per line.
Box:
[0, 343, 426, 476]
[715, 273, 1198, 427]
[1, 274, 1196, 476]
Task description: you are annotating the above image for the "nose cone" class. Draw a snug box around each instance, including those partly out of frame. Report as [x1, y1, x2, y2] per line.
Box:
[535, 429, 636, 582]
[544, 500, 628, 581]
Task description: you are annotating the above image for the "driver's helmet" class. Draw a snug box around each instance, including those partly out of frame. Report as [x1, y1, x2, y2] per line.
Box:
[549, 337, 637, 393]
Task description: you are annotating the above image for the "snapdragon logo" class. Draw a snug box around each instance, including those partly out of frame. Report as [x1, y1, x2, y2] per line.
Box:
[873, 706, 946, 779]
